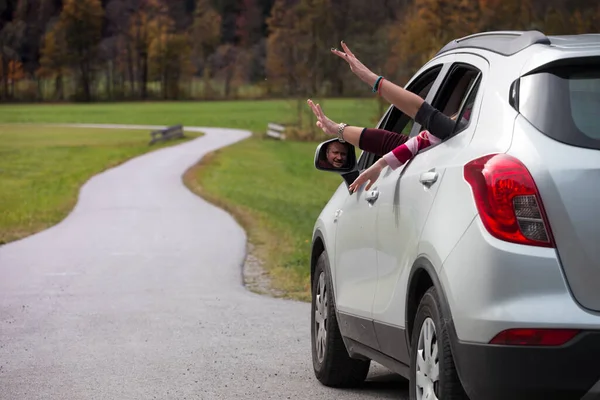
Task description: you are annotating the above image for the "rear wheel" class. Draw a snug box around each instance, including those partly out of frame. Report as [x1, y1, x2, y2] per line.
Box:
[311, 251, 370, 387]
[409, 287, 468, 400]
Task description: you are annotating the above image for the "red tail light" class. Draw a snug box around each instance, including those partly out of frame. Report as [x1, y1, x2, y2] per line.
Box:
[464, 154, 555, 248]
[490, 328, 580, 346]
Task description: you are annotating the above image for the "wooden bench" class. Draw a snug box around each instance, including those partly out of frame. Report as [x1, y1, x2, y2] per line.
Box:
[265, 123, 285, 140]
[149, 125, 185, 145]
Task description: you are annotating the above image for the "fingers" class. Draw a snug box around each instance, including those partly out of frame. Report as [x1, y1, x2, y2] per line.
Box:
[307, 99, 320, 118]
[311, 103, 320, 118]
[307, 99, 325, 118]
[348, 177, 358, 192]
[340, 41, 354, 58]
[312, 103, 327, 123]
[310, 100, 326, 120]
[316, 103, 326, 119]
[349, 175, 366, 193]
[315, 118, 332, 135]
[331, 47, 349, 62]
[349, 167, 379, 193]
[352, 181, 364, 193]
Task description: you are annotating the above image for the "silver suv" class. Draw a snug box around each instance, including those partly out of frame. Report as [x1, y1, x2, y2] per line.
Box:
[310, 30, 600, 400]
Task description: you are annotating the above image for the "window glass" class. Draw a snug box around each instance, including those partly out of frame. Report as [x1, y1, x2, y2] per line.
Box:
[433, 65, 480, 118]
[519, 63, 600, 149]
[452, 75, 481, 135]
[426, 64, 481, 141]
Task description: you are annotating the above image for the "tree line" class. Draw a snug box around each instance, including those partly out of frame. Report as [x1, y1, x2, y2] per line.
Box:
[0, 0, 598, 102]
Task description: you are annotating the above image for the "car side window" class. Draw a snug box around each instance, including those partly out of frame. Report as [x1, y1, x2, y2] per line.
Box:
[452, 74, 481, 137]
[429, 63, 482, 139]
[358, 65, 443, 170]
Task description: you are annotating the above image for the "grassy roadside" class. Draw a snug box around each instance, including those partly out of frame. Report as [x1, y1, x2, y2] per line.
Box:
[0, 124, 201, 244]
[182, 138, 344, 302]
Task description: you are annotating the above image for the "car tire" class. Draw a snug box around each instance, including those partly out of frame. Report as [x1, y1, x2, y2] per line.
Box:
[409, 287, 468, 400]
[311, 251, 370, 387]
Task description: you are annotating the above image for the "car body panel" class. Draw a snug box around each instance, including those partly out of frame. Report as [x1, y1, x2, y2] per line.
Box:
[418, 60, 521, 267]
[312, 182, 349, 286]
[333, 190, 379, 319]
[335, 55, 453, 320]
[519, 39, 600, 76]
[373, 53, 490, 327]
[441, 217, 600, 344]
[507, 115, 600, 311]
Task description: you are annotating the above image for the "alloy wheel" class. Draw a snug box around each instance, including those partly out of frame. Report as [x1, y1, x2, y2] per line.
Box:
[314, 271, 328, 364]
[416, 317, 440, 400]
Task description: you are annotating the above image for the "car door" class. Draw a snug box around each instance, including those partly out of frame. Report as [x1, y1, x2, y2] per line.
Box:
[371, 54, 489, 360]
[334, 60, 450, 350]
[332, 115, 390, 350]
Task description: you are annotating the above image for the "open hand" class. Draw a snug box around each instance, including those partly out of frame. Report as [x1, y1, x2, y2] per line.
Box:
[307, 99, 339, 136]
[349, 161, 385, 193]
[331, 41, 378, 87]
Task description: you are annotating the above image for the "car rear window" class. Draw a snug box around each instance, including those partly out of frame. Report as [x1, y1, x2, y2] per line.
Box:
[518, 61, 600, 150]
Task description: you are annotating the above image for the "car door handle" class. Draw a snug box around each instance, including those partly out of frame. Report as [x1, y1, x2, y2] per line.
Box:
[365, 189, 379, 203]
[419, 170, 439, 187]
[333, 209, 342, 222]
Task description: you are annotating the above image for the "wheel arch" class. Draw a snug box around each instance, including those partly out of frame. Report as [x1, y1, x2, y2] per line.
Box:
[405, 256, 474, 395]
[405, 257, 455, 342]
[311, 230, 326, 285]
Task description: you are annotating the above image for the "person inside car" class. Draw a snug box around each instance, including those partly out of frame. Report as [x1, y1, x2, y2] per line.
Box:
[307, 41, 473, 193]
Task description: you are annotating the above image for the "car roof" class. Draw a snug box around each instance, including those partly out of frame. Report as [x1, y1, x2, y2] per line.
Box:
[547, 34, 600, 49]
[437, 30, 600, 58]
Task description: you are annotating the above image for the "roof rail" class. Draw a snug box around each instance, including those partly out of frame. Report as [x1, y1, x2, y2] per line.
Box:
[436, 30, 551, 57]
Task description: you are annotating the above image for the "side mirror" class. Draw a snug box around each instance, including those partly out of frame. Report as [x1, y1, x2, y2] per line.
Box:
[314, 139, 357, 173]
[314, 139, 359, 190]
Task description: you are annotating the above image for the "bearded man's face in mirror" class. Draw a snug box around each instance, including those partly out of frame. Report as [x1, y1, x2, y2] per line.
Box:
[326, 142, 348, 168]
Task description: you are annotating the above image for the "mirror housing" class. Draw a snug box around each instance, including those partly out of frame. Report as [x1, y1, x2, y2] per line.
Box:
[314, 138, 360, 189]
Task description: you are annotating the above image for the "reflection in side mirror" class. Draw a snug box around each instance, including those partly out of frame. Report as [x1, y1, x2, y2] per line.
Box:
[314, 139, 357, 174]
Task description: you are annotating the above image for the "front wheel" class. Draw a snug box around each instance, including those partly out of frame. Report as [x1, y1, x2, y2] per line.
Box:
[311, 251, 370, 387]
[409, 287, 468, 400]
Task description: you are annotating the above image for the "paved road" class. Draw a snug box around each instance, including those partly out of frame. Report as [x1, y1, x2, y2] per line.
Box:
[0, 125, 408, 400]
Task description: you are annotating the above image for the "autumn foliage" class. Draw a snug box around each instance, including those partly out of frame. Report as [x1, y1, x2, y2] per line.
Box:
[0, 0, 598, 101]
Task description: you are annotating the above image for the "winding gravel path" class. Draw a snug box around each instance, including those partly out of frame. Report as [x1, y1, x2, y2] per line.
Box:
[0, 124, 407, 399]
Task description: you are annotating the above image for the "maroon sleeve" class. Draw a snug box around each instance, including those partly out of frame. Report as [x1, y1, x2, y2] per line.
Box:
[358, 128, 409, 156]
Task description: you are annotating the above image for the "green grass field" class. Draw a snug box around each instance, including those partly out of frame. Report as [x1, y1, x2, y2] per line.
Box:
[0, 99, 381, 133]
[0, 124, 201, 244]
[0, 98, 379, 301]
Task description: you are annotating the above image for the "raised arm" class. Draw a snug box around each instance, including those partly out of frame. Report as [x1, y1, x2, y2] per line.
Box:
[306, 99, 363, 147]
[332, 41, 456, 141]
[331, 42, 423, 119]
[348, 130, 441, 193]
[307, 99, 409, 154]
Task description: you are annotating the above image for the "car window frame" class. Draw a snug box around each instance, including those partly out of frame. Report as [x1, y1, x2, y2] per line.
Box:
[451, 71, 482, 137]
[408, 62, 482, 139]
[357, 61, 452, 171]
[405, 62, 484, 162]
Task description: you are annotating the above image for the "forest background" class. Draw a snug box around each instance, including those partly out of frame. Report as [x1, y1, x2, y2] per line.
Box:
[1, 0, 598, 105]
